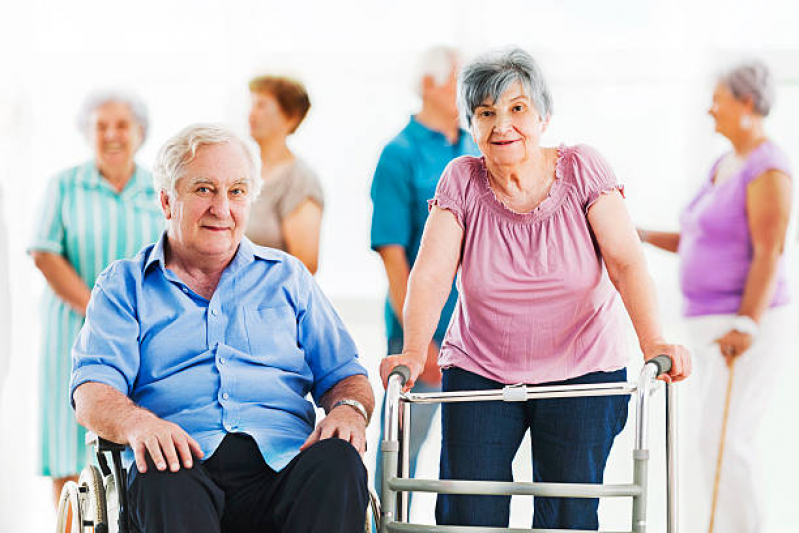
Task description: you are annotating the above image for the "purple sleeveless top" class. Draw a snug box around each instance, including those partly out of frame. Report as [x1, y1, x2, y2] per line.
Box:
[679, 140, 792, 317]
[430, 145, 628, 385]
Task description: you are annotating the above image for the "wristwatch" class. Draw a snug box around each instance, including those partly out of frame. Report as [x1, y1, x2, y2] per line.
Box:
[731, 315, 758, 336]
[333, 399, 369, 424]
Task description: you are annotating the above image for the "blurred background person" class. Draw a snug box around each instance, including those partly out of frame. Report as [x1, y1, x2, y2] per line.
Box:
[380, 47, 690, 529]
[369, 45, 479, 504]
[639, 60, 793, 532]
[27, 90, 164, 506]
[246, 75, 324, 273]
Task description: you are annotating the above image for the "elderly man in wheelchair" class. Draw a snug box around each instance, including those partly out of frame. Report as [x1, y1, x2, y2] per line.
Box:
[62, 123, 374, 533]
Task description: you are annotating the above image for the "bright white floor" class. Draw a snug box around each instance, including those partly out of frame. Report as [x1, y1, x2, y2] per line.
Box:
[1, 264, 799, 532]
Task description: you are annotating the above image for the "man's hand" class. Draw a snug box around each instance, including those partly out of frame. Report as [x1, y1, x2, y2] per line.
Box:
[300, 404, 367, 456]
[124, 412, 204, 474]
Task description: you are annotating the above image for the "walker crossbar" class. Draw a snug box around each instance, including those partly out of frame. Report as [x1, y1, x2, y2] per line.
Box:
[379, 356, 678, 533]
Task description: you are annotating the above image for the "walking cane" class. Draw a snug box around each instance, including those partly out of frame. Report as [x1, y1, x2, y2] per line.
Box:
[707, 357, 736, 533]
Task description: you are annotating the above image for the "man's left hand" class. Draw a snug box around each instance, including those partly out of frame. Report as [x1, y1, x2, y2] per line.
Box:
[300, 404, 367, 456]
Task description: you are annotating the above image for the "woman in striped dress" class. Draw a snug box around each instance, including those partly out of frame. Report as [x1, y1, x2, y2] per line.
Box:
[28, 90, 163, 505]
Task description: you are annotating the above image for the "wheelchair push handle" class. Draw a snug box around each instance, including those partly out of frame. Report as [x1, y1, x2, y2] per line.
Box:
[388, 365, 411, 387]
[647, 354, 672, 377]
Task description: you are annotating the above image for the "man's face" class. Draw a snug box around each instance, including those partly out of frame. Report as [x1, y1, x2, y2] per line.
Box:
[161, 142, 253, 261]
[425, 66, 460, 119]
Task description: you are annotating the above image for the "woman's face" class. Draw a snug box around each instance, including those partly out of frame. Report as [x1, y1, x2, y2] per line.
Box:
[471, 80, 547, 168]
[708, 82, 749, 137]
[90, 101, 143, 172]
[248, 91, 296, 143]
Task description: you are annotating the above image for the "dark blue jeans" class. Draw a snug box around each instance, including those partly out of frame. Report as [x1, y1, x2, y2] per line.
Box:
[435, 367, 629, 529]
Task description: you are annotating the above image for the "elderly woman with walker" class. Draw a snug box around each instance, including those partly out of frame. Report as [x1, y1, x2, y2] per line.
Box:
[380, 47, 691, 530]
[639, 60, 793, 533]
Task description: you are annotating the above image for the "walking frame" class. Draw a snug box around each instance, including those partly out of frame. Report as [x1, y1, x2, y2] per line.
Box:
[378, 356, 679, 533]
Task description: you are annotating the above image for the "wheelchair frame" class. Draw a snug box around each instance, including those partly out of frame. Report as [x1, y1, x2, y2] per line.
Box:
[378, 356, 679, 533]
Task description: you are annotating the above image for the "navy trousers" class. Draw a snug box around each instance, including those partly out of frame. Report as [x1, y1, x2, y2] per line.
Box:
[435, 367, 629, 529]
[128, 433, 368, 532]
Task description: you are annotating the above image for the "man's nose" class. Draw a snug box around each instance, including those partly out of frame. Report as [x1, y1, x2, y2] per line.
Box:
[209, 193, 230, 215]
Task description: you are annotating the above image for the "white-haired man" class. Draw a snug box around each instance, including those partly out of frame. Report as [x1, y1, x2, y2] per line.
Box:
[71, 124, 373, 532]
[369, 46, 479, 495]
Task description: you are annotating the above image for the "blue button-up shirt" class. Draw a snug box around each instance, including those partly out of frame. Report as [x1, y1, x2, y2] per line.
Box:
[370, 117, 479, 345]
[70, 234, 367, 471]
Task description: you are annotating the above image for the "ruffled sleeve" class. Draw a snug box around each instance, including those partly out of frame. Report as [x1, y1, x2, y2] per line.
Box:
[568, 145, 625, 213]
[427, 156, 476, 228]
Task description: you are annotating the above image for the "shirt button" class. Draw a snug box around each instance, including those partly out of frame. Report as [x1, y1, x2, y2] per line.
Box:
[182, 287, 188, 293]
[219, 358, 226, 365]
[222, 392, 229, 400]
[211, 308, 219, 316]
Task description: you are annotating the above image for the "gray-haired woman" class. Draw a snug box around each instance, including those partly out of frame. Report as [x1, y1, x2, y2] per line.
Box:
[380, 47, 690, 529]
[28, 90, 163, 506]
[639, 60, 793, 531]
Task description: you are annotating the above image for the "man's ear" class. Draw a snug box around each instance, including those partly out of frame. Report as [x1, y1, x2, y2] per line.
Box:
[160, 190, 172, 220]
[541, 114, 551, 133]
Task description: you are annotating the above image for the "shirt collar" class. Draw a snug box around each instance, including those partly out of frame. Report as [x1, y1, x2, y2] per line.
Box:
[144, 233, 284, 275]
[75, 160, 148, 197]
[407, 116, 469, 147]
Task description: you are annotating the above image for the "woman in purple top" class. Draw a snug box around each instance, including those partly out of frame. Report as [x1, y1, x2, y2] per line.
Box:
[380, 48, 691, 529]
[640, 60, 793, 532]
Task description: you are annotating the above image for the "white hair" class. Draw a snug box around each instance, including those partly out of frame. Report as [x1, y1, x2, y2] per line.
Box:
[415, 45, 460, 96]
[76, 88, 150, 141]
[152, 123, 261, 199]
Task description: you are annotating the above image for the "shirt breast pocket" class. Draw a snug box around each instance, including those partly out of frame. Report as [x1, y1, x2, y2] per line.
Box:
[244, 305, 304, 372]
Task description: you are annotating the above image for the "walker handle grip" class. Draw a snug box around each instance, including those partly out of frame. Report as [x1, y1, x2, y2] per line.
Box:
[388, 365, 411, 387]
[648, 354, 673, 377]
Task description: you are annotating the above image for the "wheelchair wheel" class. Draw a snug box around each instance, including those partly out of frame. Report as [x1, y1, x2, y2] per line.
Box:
[104, 473, 120, 533]
[54, 481, 82, 533]
[79, 465, 109, 533]
[365, 486, 381, 533]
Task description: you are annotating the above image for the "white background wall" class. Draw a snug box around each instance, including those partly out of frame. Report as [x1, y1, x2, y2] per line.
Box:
[1, 0, 799, 531]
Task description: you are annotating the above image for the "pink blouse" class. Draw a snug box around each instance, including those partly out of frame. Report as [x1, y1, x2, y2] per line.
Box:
[431, 144, 629, 384]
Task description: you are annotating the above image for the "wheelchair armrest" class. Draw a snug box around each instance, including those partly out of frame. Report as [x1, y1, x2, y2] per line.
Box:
[85, 431, 127, 453]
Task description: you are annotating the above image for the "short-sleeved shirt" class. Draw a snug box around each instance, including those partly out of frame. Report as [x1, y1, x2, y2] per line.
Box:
[246, 158, 324, 250]
[28, 161, 163, 478]
[431, 145, 628, 385]
[370, 117, 479, 345]
[679, 140, 792, 317]
[70, 234, 367, 472]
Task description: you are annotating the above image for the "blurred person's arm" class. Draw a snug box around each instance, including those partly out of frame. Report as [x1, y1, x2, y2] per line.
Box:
[637, 228, 680, 253]
[714, 170, 792, 362]
[377, 245, 441, 383]
[30, 251, 91, 315]
[282, 199, 322, 274]
[590, 191, 691, 382]
[379, 207, 462, 390]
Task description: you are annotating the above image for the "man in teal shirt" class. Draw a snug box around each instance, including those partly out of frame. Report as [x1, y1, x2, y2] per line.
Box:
[370, 46, 479, 494]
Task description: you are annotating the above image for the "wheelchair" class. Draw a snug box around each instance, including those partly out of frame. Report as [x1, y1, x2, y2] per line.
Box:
[378, 356, 680, 533]
[55, 435, 382, 533]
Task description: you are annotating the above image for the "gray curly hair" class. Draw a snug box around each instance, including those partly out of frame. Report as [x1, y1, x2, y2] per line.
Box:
[459, 47, 553, 127]
[721, 60, 775, 117]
